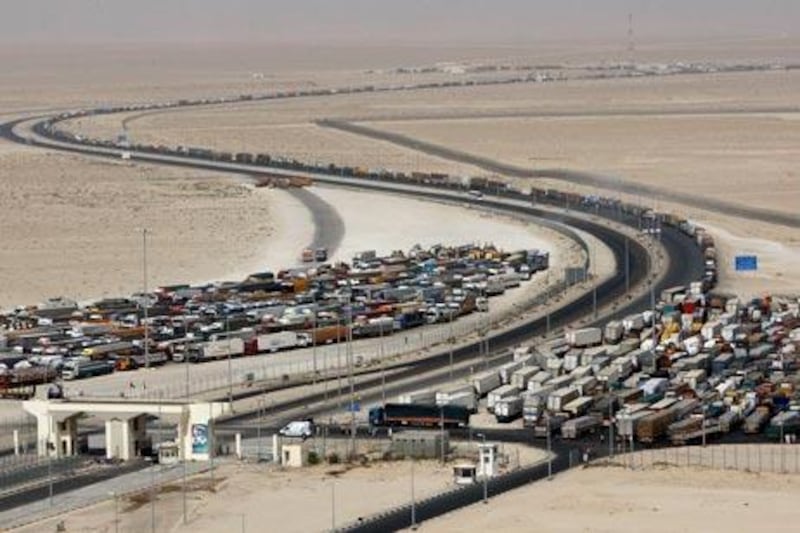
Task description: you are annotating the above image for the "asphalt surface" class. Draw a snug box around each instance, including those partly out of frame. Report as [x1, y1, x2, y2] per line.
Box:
[318, 119, 800, 229]
[286, 186, 346, 258]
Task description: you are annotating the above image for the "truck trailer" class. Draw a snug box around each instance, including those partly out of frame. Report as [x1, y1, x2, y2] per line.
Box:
[368, 403, 470, 428]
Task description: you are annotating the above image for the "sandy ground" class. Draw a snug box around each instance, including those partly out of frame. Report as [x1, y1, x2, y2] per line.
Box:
[421, 462, 800, 533]
[55, 67, 800, 298]
[13, 443, 546, 533]
[0, 146, 314, 309]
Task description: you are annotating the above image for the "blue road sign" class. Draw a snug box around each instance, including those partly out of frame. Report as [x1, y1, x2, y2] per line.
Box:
[735, 255, 758, 271]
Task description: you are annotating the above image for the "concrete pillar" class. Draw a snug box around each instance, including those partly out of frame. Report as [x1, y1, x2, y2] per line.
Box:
[273, 434, 280, 464]
[105, 418, 137, 460]
[235, 433, 242, 460]
[183, 402, 231, 461]
[13, 430, 19, 456]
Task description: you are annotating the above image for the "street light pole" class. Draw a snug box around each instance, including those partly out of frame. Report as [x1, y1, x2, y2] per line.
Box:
[546, 416, 552, 480]
[142, 228, 150, 370]
[448, 310, 454, 380]
[227, 316, 233, 406]
[410, 450, 417, 530]
[477, 433, 488, 503]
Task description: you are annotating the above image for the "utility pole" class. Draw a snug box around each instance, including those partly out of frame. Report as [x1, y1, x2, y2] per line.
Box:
[608, 402, 614, 458]
[440, 407, 445, 465]
[380, 320, 386, 404]
[227, 315, 233, 406]
[312, 293, 318, 390]
[346, 304, 356, 458]
[448, 310, 455, 379]
[546, 415, 552, 480]
[142, 228, 150, 370]
[624, 236, 630, 295]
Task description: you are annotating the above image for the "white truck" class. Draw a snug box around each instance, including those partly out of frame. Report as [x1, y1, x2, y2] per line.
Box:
[184, 338, 245, 362]
[436, 383, 474, 406]
[511, 367, 539, 390]
[487, 384, 520, 413]
[443, 390, 478, 413]
[494, 396, 524, 423]
[547, 387, 580, 413]
[498, 361, 524, 384]
[561, 415, 601, 439]
[396, 389, 437, 405]
[603, 320, 624, 344]
[256, 331, 310, 353]
[471, 370, 502, 397]
[565, 327, 602, 347]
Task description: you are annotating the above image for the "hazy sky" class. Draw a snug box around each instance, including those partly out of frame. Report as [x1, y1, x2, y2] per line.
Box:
[1, 0, 797, 45]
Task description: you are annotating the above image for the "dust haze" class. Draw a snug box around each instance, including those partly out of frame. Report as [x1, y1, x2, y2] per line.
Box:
[1, 0, 797, 45]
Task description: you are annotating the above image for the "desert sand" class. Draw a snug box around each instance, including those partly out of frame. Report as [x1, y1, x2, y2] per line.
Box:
[421, 462, 800, 533]
[12, 444, 547, 533]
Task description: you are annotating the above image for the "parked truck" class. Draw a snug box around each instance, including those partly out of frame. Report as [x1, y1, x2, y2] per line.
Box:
[495, 396, 524, 423]
[487, 385, 521, 413]
[744, 406, 772, 434]
[561, 415, 602, 439]
[368, 403, 470, 428]
[547, 387, 580, 412]
[62, 358, 115, 380]
[471, 370, 502, 397]
[565, 327, 602, 348]
[0, 367, 58, 399]
[511, 367, 539, 391]
[603, 320, 624, 344]
[498, 361, 524, 384]
[396, 389, 437, 405]
[255, 331, 310, 353]
[183, 338, 245, 363]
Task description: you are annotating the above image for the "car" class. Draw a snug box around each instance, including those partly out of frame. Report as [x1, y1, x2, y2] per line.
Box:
[278, 420, 314, 440]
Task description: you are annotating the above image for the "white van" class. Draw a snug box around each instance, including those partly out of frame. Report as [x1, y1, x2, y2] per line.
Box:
[278, 420, 314, 439]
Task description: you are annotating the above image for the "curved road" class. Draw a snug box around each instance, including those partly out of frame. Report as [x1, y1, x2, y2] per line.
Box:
[317, 119, 800, 229]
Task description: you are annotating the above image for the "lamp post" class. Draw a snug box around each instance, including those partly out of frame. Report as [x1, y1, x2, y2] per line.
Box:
[142, 228, 150, 370]
[226, 315, 233, 406]
[109, 491, 119, 533]
[476, 433, 488, 503]
[546, 416, 552, 480]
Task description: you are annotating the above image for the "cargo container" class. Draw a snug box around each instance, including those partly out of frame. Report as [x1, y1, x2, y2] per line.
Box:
[511, 367, 539, 390]
[547, 387, 580, 412]
[436, 383, 475, 407]
[184, 338, 245, 363]
[256, 331, 310, 353]
[62, 358, 114, 380]
[444, 390, 478, 413]
[744, 406, 771, 434]
[522, 394, 543, 427]
[563, 396, 595, 418]
[471, 370, 502, 397]
[397, 389, 437, 405]
[561, 415, 602, 439]
[498, 361, 524, 384]
[603, 320, 624, 344]
[565, 327, 602, 347]
[368, 403, 470, 428]
[494, 396, 524, 423]
[487, 385, 521, 413]
[533, 414, 567, 438]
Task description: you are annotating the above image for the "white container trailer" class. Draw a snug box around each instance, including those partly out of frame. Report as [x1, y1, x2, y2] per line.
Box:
[188, 338, 245, 362]
[436, 383, 474, 406]
[604, 320, 624, 344]
[495, 396, 524, 423]
[623, 314, 645, 334]
[396, 389, 437, 405]
[487, 385, 521, 413]
[528, 370, 552, 391]
[549, 374, 575, 391]
[513, 345, 533, 362]
[701, 320, 723, 341]
[562, 415, 602, 439]
[256, 331, 308, 353]
[511, 367, 539, 390]
[572, 376, 598, 396]
[442, 390, 478, 412]
[563, 396, 596, 418]
[471, 370, 502, 397]
[498, 361, 524, 384]
[565, 327, 602, 347]
[570, 365, 593, 380]
[547, 387, 580, 412]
